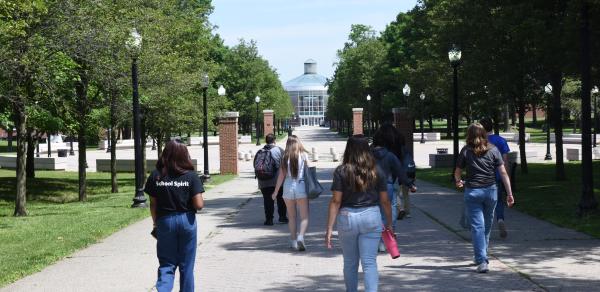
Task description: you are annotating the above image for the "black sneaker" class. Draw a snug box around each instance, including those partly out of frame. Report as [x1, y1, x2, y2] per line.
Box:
[397, 210, 406, 220]
[264, 218, 274, 226]
[279, 217, 289, 224]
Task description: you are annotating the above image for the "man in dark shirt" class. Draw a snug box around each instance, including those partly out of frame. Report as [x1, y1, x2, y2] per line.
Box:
[256, 133, 287, 225]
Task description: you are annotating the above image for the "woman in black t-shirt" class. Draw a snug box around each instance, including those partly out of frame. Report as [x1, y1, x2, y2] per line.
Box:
[144, 140, 204, 292]
[326, 135, 393, 292]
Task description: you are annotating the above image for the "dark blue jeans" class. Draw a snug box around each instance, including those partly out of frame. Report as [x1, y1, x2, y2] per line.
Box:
[156, 212, 197, 292]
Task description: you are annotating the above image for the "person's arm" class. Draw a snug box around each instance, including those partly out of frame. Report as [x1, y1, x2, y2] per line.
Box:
[325, 190, 343, 248]
[379, 190, 393, 231]
[498, 165, 515, 207]
[454, 167, 464, 188]
[271, 166, 286, 200]
[150, 197, 157, 226]
[191, 193, 204, 210]
[392, 154, 416, 192]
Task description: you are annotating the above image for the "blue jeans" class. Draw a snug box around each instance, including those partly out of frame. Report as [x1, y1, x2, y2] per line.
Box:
[464, 185, 497, 265]
[380, 183, 397, 230]
[156, 212, 197, 292]
[337, 206, 383, 292]
[494, 180, 505, 221]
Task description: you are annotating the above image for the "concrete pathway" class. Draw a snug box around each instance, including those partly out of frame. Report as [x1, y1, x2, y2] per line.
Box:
[3, 127, 599, 291]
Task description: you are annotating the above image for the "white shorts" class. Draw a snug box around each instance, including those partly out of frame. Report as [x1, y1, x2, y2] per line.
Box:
[283, 179, 307, 200]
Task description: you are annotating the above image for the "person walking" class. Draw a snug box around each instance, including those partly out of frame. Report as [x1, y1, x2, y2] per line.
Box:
[272, 135, 310, 251]
[454, 124, 514, 273]
[255, 133, 287, 226]
[370, 124, 416, 251]
[145, 140, 205, 292]
[480, 118, 511, 238]
[390, 131, 415, 220]
[326, 135, 393, 292]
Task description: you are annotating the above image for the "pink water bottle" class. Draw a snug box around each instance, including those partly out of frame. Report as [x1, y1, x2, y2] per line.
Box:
[382, 229, 400, 259]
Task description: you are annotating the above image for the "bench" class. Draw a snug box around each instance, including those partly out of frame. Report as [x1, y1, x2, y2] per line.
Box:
[499, 132, 531, 142]
[550, 133, 594, 144]
[412, 132, 441, 141]
[0, 156, 67, 170]
[96, 158, 198, 172]
[428, 153, 454, 168]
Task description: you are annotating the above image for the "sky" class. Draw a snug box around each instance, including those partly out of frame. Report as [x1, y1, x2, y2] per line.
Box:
[209, 0, 418, 83]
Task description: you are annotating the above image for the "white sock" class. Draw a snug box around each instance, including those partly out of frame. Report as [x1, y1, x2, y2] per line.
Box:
[297, 235, 304, 242]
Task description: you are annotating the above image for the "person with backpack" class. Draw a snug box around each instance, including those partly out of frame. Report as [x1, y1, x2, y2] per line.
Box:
[393, 130, 416, 219]
[255, 133, 287, 226]
[272, 135, 310, 251]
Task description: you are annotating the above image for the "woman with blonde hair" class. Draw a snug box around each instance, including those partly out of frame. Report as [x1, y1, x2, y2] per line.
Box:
[326, 135, 392, 292]
[272, 135, 310, 251]
[454, 124, 514, 273]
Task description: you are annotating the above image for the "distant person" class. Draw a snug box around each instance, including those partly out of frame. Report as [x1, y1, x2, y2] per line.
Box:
[254, 133, 287, 226]
[326, 135, 393, 292]
[454, 124, 514, 273]
[370, 124, 417, 251]
[145, 140, 205, 291]
[480, 118, 511, 238]
[390, 129, 416, 219]
[272, 135, 310, 251]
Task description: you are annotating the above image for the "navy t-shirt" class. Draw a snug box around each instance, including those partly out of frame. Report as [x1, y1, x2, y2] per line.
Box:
[144, 169, 205, 218]
[331, 165, 387, 208]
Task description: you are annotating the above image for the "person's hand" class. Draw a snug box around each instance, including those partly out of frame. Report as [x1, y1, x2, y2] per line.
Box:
[455, 179, 464, 189]
[385, 225, 394, 235]
[409, 185, 417, 192]
[506, 193, 515, 207]
[271, 192, 277, 201]
[325, 229, 333, 249]
[151, 226, 157, 239]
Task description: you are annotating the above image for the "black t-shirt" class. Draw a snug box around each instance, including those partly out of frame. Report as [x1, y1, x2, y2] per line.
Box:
[144, 169, 205, 218]
[457, 146, 504, 188]
[331, 165, 387, 208]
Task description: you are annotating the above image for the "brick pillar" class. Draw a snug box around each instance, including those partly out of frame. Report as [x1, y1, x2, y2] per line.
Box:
[352, 108, 363, 135]
[219, 112, 239, 175]
[393, 107, 414, 156]
[263, 110, 274, 136]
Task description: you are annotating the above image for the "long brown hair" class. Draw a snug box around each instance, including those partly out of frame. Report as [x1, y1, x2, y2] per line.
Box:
[281, 135, 307, 179]
[466, 123, 489, 157]
[341, 135, 378, 192]
[156, 140, 195, 176]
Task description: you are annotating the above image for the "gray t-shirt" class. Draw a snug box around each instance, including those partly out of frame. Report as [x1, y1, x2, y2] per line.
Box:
[331, 165, 387, 208]
[457, 145, 504, 188]
[257, 144, 283, 189]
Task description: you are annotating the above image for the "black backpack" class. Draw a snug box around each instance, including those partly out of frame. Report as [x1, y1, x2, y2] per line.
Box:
[254, 145, 277, 180]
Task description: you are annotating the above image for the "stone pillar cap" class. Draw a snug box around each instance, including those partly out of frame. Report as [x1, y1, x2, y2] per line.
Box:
[262, 110, 274, 113]
[352, 108, 363, 112]
[220, 112, 239, 118]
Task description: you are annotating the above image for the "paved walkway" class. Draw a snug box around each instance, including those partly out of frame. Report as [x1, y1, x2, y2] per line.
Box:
[3, 128, 599, 291]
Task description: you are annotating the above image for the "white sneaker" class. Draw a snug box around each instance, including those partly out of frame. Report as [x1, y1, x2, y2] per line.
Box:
[290, 240, 298, 250]
[378, 242, 386, 253]
[498, 219, 508, 239]
[476, 262, 489, 273]
[297, 235, 306, 251]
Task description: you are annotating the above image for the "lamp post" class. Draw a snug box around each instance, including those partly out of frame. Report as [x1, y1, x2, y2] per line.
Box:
[419, 92, 426, 144]
[69, 136, 74, 156]
[366, 94, 371, 139]
[403, 84, 410, 107]
[593, 85, 598, 148]
[200, 73, 210, 181]
[255, 96, 261, 146]
[448, 44, 462, 168]
[544, 83, 553, 160]
[127, 28, 146, 208]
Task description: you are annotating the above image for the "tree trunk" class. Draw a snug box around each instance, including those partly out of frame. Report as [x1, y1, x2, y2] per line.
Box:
[446, 114, 452, 138]
[428, 115, 433, 131]
[110, 90, 118, 193]
[504, 103, 511, 132]
[75, 75, 88, 201]
[573, 118, 578, 134]
[518, 95, 528, 174]
[7, 128, 13, 152]
[13, 101, 27, 216]
[26, 128, 35, 178]
[141, 116, 148, 183]
[157, 133, 164, 158]
[532, 103, 538, 126]
[551, 73, 566, 180]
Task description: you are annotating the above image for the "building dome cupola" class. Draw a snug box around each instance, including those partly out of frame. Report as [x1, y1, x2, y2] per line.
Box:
[304, 59, 317, 75]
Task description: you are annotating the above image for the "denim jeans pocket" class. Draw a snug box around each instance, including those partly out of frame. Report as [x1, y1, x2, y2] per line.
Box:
[360, 209, 383, 233]
[336, 214, 352, 232]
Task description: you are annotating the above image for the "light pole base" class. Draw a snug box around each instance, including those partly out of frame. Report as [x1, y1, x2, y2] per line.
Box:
[69, 150, 75, 156]
[420, 139, 426, 144]
[544, 154, 553, 160]
[131, 190, 147, 208]
[201, 173, 211, 183]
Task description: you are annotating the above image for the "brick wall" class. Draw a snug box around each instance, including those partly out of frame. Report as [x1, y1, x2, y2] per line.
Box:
[219, 112, 239, 175]
[352, 108, 363, 135]
[393, 107, 414, 156]
[263, 110, 274, 136]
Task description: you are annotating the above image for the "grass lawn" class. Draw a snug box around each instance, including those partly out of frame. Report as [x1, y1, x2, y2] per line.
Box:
[417, 161, 600, 238]
[0, 170, 234, 287]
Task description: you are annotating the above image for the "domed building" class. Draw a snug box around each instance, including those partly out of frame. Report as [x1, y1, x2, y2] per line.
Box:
[284, 59, 328, 127]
